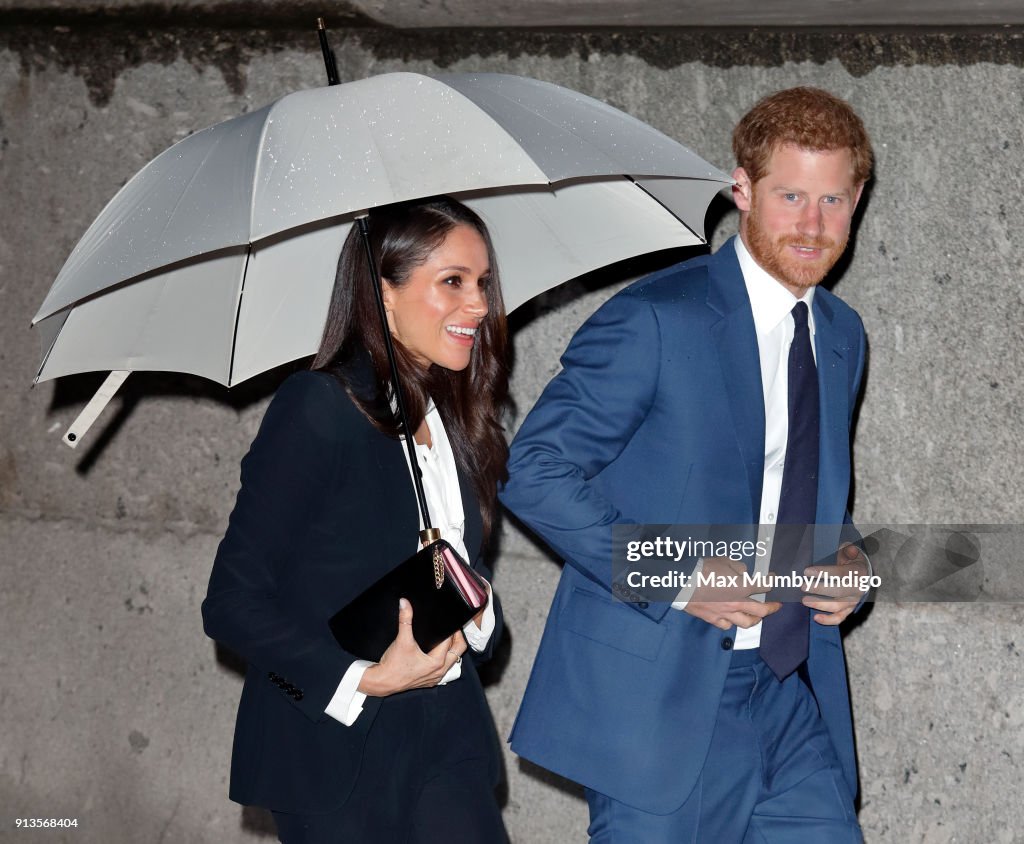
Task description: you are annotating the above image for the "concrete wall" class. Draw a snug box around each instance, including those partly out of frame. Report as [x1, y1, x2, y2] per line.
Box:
[1, 13, 1022, 843]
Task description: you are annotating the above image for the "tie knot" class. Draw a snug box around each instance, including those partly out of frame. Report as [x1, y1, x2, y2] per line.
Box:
[791, 301, 809, 330]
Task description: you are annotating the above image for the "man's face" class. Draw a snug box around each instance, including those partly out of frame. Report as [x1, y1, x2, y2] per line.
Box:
[733, 144, 864, 297]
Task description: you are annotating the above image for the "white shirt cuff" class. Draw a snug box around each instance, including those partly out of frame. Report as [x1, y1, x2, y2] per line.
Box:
[671, 558, 705, 611]
[462, 583, 495, 651]
[437, 656, 462, 685]
[325, 659, 373, 726]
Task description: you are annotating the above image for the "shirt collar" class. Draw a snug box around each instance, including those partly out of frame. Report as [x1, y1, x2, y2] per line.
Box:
[734, 236, 816, 337]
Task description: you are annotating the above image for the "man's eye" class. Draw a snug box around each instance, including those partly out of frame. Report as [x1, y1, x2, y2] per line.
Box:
[823, 196, 841, 205]
[784, 193, 800, 202]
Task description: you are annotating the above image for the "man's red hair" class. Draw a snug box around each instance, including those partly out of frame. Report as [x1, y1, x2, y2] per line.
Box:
[733, 87, 873, 184]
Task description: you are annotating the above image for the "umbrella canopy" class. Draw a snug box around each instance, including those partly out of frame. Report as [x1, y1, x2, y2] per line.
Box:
[31, 72, 731, 441]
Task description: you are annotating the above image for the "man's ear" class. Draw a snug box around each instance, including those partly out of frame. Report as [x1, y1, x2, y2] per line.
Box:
[732, 167, 752, 212]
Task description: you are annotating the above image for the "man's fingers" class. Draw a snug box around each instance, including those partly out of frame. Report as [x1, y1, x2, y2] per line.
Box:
[809, 607, 853, 626]
[839, 543, 864, 563]
[724, 559, 748, 576]
[803, 596, 857, 626]
[803, 564, 866, 599]
[689, 599, 782, 631]
[803, 596, 857, 612]
[720, 608, 771, 629]
[803, 584, 861, 600]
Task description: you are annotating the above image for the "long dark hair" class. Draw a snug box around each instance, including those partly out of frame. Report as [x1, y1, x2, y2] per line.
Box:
[312, 197, 509, 542]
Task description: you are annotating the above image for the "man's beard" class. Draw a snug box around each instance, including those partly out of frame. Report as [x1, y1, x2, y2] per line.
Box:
[744, 200, 848, 291]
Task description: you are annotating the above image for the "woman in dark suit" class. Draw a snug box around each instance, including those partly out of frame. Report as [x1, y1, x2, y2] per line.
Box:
[202, 197, 510, 843]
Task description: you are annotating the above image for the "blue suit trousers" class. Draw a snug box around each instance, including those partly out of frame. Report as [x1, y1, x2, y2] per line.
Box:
[585, 650, 862, 844]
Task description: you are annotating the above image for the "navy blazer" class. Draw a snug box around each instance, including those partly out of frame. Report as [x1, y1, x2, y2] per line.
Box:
[500, 238, 865, 814]
[203, 368, 502, 813]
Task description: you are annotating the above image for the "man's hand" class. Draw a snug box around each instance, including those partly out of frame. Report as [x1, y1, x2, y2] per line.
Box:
[358, 598, 467, 696]
[684, 557, 781, 631]
[802, 543, 869, 626]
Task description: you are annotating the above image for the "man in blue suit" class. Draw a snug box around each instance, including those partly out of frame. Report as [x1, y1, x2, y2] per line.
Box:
[500, 88, 874, 842]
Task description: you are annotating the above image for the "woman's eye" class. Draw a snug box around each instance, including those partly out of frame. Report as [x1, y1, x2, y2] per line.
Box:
[443, 275, 462, 287]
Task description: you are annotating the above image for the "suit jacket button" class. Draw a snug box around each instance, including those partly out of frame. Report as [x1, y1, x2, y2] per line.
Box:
[721, 637, 734, 650]
[294, 692, 304, 701]
[637, 601, 649, 609]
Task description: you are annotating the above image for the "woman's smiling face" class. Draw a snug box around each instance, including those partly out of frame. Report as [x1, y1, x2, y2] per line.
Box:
[382, 224, 491, 372]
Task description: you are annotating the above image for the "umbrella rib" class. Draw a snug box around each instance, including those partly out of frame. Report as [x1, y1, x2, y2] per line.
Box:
[226, 246, 253, 387]
[357, 115, 398, 208]
[249, 109, 275, 235]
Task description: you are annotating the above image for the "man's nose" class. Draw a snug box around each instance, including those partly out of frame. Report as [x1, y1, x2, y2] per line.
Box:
[797, 202, 824, 237]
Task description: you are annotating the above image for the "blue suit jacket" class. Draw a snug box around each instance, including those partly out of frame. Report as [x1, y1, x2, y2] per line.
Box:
[500, 238, 865, 814]
[203, 368, 502, 813]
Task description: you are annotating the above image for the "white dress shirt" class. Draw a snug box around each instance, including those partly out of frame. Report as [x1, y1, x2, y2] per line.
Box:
[325, 401, 496, 725]
[672, 237, 815, 651]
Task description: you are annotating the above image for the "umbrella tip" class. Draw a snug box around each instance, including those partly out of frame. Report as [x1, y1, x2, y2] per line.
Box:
[317, 17, 326, 30]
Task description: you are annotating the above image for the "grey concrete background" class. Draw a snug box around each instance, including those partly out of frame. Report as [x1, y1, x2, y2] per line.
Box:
[1, 8, 1023, 843]
[3, 0, 1024, 26]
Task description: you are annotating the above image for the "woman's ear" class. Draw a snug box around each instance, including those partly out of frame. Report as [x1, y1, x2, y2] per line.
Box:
[380, 278, 395, 312]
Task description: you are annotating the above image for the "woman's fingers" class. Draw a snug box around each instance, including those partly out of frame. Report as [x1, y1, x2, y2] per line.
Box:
[395, 597, 415, 642]
[367, 612, 470, 695]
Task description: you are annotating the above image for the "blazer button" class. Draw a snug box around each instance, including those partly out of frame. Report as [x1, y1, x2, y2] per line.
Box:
[294, 692, 304, 701]
[637, 601, 649, 610]
[721, 637, 734, 650]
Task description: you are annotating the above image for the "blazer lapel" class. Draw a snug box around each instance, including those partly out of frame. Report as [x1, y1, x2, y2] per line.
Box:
[706, 240, 766, 522]
[812, 293, 851, 524]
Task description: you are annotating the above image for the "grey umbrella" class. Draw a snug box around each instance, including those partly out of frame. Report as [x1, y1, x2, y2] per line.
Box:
[31, 72, 731, 444]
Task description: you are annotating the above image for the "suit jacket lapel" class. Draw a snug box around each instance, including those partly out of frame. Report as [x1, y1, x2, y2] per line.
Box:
[706, 239, 766, 522]
[812, 293, 850, 523]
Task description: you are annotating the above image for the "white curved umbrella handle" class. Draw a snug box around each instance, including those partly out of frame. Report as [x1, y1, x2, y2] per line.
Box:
[63, 370, 130, 448]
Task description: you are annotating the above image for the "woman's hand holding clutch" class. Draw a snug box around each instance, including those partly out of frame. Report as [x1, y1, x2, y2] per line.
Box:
[357, 597, 468, 696]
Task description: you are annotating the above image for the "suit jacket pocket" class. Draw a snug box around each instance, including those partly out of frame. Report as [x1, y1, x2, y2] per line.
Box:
[560, 586, 667, 662]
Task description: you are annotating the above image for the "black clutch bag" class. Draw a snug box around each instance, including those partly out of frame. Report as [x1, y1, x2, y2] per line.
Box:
[329, 537, 488, 662]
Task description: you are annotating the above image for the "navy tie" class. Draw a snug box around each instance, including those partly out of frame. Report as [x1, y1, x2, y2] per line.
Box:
[760, 301, 818, 681]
